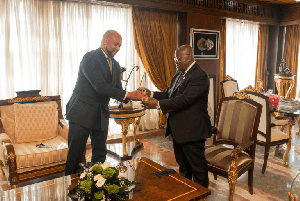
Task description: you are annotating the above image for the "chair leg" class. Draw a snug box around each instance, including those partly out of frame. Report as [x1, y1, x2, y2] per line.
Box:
[228, 155, 238, 201]
[262, 146, 270, 174]
[213, 173, 217, 180]
[248, 165, 254, 194]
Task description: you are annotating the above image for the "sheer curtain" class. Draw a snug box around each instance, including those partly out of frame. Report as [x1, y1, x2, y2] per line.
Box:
[226, 18, 259, 90]
[0, 0, 158, 134]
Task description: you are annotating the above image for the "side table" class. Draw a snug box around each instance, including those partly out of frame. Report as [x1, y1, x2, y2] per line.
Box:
[108, 106, 145, 161]
[274, 74, 295, 98]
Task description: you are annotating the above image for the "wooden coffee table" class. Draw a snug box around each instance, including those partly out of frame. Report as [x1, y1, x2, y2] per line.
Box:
[2, 157, 211, 201]
[125, 157, 211, 201]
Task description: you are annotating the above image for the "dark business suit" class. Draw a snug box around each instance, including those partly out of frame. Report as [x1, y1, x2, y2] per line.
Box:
[65, 48, 126, 175]
[153, 62, 211, 187]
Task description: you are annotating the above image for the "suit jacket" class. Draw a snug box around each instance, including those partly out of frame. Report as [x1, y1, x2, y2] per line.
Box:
[154, 63, 212, 143]
[66, 48, 126, 131]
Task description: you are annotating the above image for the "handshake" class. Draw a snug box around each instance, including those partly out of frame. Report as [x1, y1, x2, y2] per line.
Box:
[126, 87, 159, 109]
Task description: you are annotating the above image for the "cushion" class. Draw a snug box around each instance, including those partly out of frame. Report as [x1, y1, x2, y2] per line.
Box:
[0, 105, 16, 142]
[205, 145, 252, 173]
[13, 135, 68, 173]
[217, 100, 258, 144]
[14, 101, 58, 143]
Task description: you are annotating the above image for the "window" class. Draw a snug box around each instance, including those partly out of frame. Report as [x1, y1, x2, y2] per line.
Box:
[226, 18, 259, 90]
[0, 0, 159, 133]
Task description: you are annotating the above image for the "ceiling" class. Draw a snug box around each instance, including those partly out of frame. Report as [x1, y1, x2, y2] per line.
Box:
[258, 0, 300, 4]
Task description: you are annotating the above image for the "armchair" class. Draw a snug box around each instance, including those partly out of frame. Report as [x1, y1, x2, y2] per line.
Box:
[205, 93, 262, 201]
[220, 75, 239, 98]
[0, 91, 68, 188]
[244, 90, 290, 173]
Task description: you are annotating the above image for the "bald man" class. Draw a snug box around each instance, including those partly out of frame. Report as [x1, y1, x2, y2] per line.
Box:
[65, 30, 147, 175]
[142, 45, 212, 187]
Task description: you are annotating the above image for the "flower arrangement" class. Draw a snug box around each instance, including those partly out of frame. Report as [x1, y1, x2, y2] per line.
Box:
[289, 173, 300, 201]
[68, 162, 140, 201]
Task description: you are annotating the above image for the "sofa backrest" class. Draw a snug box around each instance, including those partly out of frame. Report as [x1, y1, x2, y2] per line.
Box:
[0, 101, 58, 143]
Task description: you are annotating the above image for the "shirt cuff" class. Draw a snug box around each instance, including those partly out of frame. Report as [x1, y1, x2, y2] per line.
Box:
[124, 92, 128, 100]
[150, 91, 154, 98]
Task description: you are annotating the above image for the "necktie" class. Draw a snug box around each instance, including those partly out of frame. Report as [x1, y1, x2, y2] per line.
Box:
[108, 57, 112, 74]
[174, 73, 184, 90]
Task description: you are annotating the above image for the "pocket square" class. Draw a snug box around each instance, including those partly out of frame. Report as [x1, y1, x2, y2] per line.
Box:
[153, 169, 176, 178]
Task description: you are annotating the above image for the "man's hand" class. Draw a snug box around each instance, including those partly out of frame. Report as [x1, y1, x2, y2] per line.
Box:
[142, 97, 158, 109]
[138, 87, 151, 97]
[126, 90, 148, 101]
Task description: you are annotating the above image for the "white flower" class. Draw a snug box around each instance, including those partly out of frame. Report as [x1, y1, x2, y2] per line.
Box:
[118, 172, 124, 178]
[87, 173, 93, 178]
[79, 172, 86, 179]
[101, 161, 110, 169]
[96, 177, 106, 188]
[94, 174, 104, 181]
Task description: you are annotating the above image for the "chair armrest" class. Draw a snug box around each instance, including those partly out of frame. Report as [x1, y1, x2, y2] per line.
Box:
[0, 133, 12, 144]
[2, 140, 17, 172]
[230, 140, 254, 157]
[0, 133, 11, 167]
[271, 119, 289, 127]
[58, 119, 68, 140]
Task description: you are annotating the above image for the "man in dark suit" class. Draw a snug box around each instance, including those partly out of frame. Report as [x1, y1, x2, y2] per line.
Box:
[65, 30, 147, 175]
[141, 45, 212, 188]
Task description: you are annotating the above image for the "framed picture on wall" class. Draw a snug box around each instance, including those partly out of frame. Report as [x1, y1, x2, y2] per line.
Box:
[190, 28, 220, 59]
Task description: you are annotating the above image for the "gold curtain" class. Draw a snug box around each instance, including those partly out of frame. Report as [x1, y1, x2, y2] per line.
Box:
[255, 24, 269, 91]
[218, 19, 226, 102]
[132, 7, 177, 91]
[283, 25, 300, 98]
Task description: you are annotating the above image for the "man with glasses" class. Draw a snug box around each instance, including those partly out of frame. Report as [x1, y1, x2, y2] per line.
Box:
[141, 45, 212, 188]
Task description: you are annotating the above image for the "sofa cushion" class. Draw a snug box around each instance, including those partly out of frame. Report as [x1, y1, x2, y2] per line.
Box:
[0, 105, 16, 142]
[13, 135, 68, 173]
[14, 101, 58, 143]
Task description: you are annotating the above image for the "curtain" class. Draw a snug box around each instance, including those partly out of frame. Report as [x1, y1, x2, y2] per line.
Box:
[0, 0, 159, 135]
[284, 25, 300, 98]
[226, 19, 259, 90]
[218, 19, 226, 102]
[132, 7, 177, 91]
[296, 44, 300, 98]
[255, 24, 269, 90]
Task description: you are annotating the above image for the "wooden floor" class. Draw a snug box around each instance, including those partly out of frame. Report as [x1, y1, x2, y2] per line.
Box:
[1, 126, 300, 200]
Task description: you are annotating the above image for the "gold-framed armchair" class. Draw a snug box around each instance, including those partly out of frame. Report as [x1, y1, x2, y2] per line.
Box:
[205, 94, 262, 201]
[0, 91, 68, 188]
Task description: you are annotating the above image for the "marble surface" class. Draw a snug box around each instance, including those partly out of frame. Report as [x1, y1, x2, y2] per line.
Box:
[1, 123, 300, 200]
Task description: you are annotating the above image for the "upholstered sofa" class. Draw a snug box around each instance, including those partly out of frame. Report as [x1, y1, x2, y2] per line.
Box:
[0, 91, 68, 188]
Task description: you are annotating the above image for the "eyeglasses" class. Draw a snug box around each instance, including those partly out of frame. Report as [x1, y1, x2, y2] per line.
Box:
[174, 54, 190, 63]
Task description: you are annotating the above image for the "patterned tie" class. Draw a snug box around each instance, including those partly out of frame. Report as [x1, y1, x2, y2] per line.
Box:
[174, 72, 184, 90]
[169, 73, 184, 97]
[108, 57, 113, 74]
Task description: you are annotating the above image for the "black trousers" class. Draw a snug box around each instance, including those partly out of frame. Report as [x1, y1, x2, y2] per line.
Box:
[173, 138, 209, 188]
[65, 122, 108, 176]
